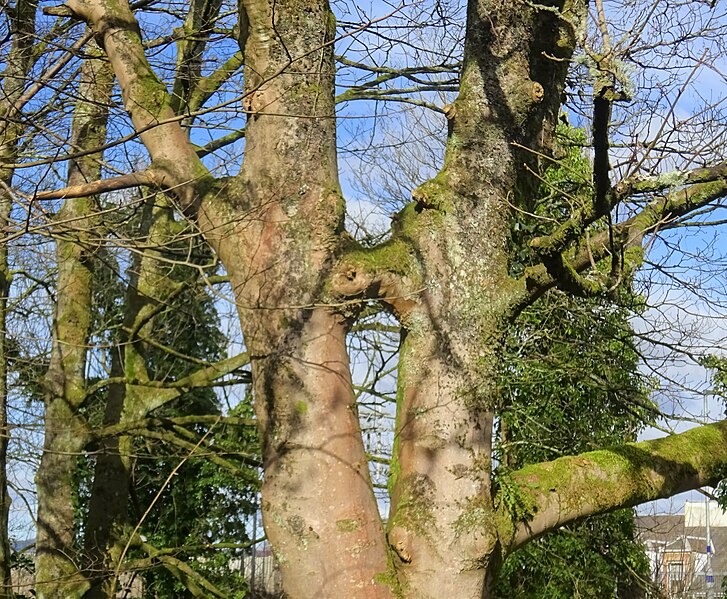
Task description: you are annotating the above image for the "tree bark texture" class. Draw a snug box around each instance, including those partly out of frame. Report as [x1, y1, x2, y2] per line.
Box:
[36, 41, 113, 599]
[40, 0, 727, 597]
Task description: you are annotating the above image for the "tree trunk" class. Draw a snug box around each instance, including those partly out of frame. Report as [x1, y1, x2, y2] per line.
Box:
[0, 181, 14, 599]
[36, 40, 113, 599]
[199, 0, 396, 595]
[247, 309, 392, 598]
[381, 2, 586, 595]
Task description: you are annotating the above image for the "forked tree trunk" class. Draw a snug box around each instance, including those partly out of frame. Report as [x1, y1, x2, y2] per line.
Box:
[383, 2, 583, 595]
[57, 0, 727, 597]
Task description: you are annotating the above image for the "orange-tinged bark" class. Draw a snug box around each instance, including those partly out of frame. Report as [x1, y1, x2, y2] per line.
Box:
[38, 0, 727, 597]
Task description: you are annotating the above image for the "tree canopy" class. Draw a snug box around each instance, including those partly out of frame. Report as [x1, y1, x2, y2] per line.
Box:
[2, 0, 727, 598]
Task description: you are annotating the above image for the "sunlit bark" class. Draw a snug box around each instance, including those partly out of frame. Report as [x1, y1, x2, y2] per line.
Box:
[36, 0, 727, 597]
[36, 39, 113, 599]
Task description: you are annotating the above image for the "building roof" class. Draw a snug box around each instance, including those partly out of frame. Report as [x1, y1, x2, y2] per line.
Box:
[636, 502, 727, 597]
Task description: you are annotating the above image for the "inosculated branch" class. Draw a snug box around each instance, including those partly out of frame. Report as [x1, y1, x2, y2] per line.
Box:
[328, 235, 422, 319]
[502, 419, 727, 550]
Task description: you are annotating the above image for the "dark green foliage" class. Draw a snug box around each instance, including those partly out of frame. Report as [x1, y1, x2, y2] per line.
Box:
[78, 203, 260, 598]
[494, 123, 653, 598]
[498, 291, 653, 457]
[493, 291, 653, 599]
[702, 356, 727, 515]
[496, 511, 648, 599]
[133, 400, 259, 599]
[702, 355, 727, 408]
[509, 123, 593, 278]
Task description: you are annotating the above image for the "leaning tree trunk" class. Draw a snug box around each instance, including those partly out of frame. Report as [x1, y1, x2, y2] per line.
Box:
[35, 40, 113, 599]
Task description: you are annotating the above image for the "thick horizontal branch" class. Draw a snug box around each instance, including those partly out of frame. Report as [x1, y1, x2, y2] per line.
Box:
[34, 169, 159, 201]
[503, 419, 727, 550]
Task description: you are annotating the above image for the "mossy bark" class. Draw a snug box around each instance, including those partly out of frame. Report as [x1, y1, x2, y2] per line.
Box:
[384, 2, 586, 597]
[505, 419, 727, 550]
[36, 40, 112, 599]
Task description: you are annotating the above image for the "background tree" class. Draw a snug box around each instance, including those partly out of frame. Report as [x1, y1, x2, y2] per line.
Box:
[76, 229, 259, 598]
[491, 123, 654, 599]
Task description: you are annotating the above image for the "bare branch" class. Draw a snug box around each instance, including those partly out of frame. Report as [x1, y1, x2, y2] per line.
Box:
[34, 169, 160, 201]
